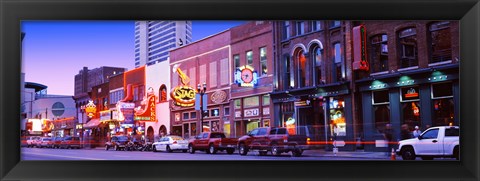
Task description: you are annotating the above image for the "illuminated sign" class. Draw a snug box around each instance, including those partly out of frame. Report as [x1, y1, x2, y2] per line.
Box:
[171, 64, 196, 107]
[244, 108, 259, 117]
[235, 65, 258, 87]
[171, 86, 196, 107]
[134, 95, 156, 122]
[404, 88, 419, 98]
[353, 25, 369, 71]
[116, 102, 135, 124]
[85, 100, 97, 118]
[76, 124, 83, 129]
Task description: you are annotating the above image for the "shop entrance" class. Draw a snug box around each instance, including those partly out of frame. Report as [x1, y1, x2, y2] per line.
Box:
[296, 102, 325, 146]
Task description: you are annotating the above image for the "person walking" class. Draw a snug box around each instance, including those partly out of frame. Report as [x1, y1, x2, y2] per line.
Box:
[400, 124, 412, 140]
[384, 124, 394, 157]
[412, 126, 422, 138]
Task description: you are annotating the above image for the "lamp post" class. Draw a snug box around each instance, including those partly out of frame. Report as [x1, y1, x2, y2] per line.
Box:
[197, 82, 207, 134]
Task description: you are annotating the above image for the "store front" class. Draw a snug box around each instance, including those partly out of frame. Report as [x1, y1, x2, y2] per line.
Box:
[232, 94, 272, 137]
[358, 64, 459, 152]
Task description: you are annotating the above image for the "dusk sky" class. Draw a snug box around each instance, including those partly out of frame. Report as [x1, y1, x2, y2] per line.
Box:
[22, 20, 245, 95]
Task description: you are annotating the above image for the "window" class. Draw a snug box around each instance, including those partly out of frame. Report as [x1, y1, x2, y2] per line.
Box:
[224, 107, 230, 116]
[371, 34, 389, 72]
[244, 96, 259, 108]
[269, 128, 277, 134]
[421, 129, 439, 139]
[431, 82, 454, 126]
[234, 54, 240, 69]
[262, 95, 270, 106]
[429, 21, 451, 63]
[402, 102, 421, 128]
[311, 21, 322, 31]
[374, 105, 390, 131]
[282, 21, 290, 40]
[159, 85, 167, 102]
[246, 51, 253, 66]
[432, 82, 453, 99]
[373, 90, 390, 105]
[283, 54, 291, 90]
[51, 102, 65, 117]
[398, 28, 418, 68]
[183, 112, 189, 120]
[329, 97, 346, 136]
[220, 58, 229, 85]
[297, 50, 307, 87]
[249, 129, 259, 136]
[312, 46, 323, 85]
[296, 21, 305, 35]
[190, 112, 197, 119]
[234, 99, 241, 109]
[330, 21, 341, 28]
[333, 43, 343, 82]
[445, 128, 459, 137]
[257, 128, 267, 136]
[209, 61, 217, 88]
[210, 109, 220, 117]
[260, 47, 267, 76]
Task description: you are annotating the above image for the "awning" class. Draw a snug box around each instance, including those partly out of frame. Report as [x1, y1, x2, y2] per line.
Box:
[84, 118, 101, 128]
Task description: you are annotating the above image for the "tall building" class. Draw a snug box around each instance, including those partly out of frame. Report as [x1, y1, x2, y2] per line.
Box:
[134, 21, 192, 67]
[74, 66, 126, 97]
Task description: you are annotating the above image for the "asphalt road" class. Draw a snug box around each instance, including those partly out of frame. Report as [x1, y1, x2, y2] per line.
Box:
[22, 147, 383, 161]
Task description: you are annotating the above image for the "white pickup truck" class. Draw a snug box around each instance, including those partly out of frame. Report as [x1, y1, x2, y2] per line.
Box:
[396, 126, 459, 160]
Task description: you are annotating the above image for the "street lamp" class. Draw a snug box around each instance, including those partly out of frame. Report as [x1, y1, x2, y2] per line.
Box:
[197, 82, 207, 134]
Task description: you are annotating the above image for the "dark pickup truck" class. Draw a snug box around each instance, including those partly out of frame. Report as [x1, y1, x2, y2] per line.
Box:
[237, 127, 308, 157]
[188, 132, 238, 154]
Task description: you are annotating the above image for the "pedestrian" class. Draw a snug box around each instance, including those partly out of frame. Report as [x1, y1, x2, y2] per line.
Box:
[383, 124, 394, 157]
[400, 124, 412, 140]
[412, 126, 422, 138]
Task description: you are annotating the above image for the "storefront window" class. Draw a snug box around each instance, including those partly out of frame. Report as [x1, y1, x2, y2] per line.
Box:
[432, 82, 454, 126]
[262, 95, 270, 106]
[246, 120, 260, 133]
[190, 123, 196, 138]
[263, 119, 270, 127]
[224, 123, 230, 137]
[234, 99, 241, 109]
[224, 107, 230, 116]
[374, 105, 390, 131]
[329, 97, 346, 136]
[243, 96, 259, 108]
[210, 109, 220, 117]
[401, 86, 420, 102]
[203, 122, 210, 132]
[402, 102, 421, 128]
[183, 123, 189, 139]
[211, 121, 219, 132]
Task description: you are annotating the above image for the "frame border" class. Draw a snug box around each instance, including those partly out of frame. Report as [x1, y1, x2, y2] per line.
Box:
[1, 0, 479, 180]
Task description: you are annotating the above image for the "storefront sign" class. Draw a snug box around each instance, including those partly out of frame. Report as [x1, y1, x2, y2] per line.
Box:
[211, 90, 227, 104]
[134, 95, 157, 122]
[100, 110, 112, 122]
[117, 102, 135, 124]
[234, 65, 258, 87]
[85, 100, 97, 118]
[263, 107, 270, 115]
[353, 25, 369, 71]
[404, 88, 419, 98]
[76, 124, 83, 129]
[235, 111, 242, 118]
[244, 108, 259, 117]
[171, 86, 196, 107]
[294, 99, 311, 107]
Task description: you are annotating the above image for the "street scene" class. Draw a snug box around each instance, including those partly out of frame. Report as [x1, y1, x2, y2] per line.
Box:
[21, 20, 460, 160]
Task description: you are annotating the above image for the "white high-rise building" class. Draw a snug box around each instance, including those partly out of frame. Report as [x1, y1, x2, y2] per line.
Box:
[134, 21, 192, 67]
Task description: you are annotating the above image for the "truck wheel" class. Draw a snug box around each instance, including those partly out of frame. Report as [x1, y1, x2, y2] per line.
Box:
[166, 145, 173, 153]
[189, 144, 195, 154]
[208, 144, 217, 154]
[454, 147, 459, 160]
[401, 147, 416, 160]
[227, 148, 235, 154]
[239, 143, 248, 156]
[271, 144, 281, 156]
[291, 149, 303, 157]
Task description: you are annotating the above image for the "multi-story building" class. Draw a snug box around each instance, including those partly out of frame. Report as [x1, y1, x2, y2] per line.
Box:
[229, 21, 274, 138]
[169, 30, 231, 139]
[355, 21, 459, 152]
[271, 21, 357, 151]
[134, 21, 192, 67]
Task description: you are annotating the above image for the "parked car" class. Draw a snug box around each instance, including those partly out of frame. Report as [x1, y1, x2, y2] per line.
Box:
[60, 136, 82, 149]
[396, 126, 459, 160]
[105, 136, 130, 151]
[21, 137, 28, 147]
[188, 132, 238, 154]
[37, 137, 53, 148]
[237, 127, 308, 157]
[152, 136, 189, 153]
[25, 136, 40, 148]
[52, 137, 64, 148]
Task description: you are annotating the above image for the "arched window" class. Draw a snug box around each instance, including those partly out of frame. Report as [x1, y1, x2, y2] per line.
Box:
[311, 46, 323, 85]
[429, 21, 451, 63]
[296, 49, 308, 87]
[398, 28, 418, 68]
[370, 34, 389, 73]
[332, 42, 344, 82]
[159, 84, 167, 102]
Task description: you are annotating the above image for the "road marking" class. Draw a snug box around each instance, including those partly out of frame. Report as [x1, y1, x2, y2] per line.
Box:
[23, 152, 106, 160]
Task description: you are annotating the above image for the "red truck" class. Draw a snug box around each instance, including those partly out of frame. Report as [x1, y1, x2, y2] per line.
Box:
[188, 132, 238, 154]
[237, 127, 309, 157]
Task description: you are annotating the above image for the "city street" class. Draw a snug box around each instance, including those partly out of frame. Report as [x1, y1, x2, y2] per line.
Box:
[22, 147, 387, 161]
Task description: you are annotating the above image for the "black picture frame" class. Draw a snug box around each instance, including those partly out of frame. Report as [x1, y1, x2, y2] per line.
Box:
[1, 0, 479, 180]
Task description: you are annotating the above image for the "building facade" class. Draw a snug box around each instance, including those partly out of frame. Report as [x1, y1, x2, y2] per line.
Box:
[169, 30, 231, 139]
[229, 21, 275, 138]
[355, 21, 459, 152]
[134, 21, 193, 67]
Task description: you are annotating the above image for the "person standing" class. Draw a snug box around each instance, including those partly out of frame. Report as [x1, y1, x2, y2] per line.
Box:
[412, 126, 422, 138]
[384, 124, 394, 156]
[400, 124, 412, 140]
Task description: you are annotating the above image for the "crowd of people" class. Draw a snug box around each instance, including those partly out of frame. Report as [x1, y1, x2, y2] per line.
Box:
[382, 123, 431, 156]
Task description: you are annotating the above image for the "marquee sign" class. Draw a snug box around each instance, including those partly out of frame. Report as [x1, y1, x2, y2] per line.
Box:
[235, 65, 258, 87]
[171, 64, 196, 107]
[171, 86, 196, 107]
[134, 95, 157, 122]
[211, 90, 227, 104]
[85, 100, 97, 118]
[353, 25, 369, 71]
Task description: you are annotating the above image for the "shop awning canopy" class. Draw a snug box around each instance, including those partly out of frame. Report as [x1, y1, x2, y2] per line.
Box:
[84, 118, 101, 128]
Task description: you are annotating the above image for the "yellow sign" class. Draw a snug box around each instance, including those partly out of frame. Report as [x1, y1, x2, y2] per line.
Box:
[85, 100, 97, 118]
[171, 86, 196, 107]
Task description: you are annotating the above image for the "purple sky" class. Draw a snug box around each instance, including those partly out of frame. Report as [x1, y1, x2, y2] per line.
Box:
[22, 21, 245, 95]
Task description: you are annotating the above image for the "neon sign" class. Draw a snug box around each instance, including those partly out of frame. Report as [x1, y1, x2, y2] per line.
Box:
[85, 100, 97, 118]
[171, 64, 196, 107]
[234, 65, 258, 87]
[134, 95, 157, 122]
[353, 25, 369, 71]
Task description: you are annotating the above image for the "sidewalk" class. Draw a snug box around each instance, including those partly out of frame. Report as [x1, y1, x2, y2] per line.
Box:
[303, 149, 391, 159]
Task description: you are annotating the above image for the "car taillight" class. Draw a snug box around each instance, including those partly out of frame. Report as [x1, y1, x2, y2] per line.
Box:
[307, 137, 311, 145]
[173, 141, 177, 144]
